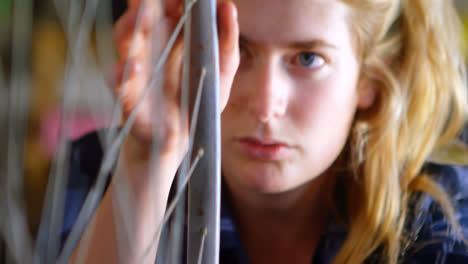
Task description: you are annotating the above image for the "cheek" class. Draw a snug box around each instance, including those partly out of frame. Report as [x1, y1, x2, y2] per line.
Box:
[289, 77, 359, 168]
[291, 77, 359, 128]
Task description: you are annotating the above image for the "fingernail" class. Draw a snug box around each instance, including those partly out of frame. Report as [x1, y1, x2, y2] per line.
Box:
[223, 1, 237, 20]
[231, 2, 238, 20]
[134, 62, 143, 72]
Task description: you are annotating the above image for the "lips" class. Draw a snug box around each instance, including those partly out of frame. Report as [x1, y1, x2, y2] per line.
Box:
[237, 137, 291, 160]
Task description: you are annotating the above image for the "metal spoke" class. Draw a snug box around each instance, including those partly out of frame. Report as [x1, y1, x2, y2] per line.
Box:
[2, 0, 34, 263]
[197, 228, 208, 264]
[2, 1, 222, 263]
[187, 1, 221, 263]
[57, 2, 197, 262]
[138, 148, 205, 263]
[139, 65, 207, 263]
[34, 0, 101, 262]
[103, 0, 156, 149]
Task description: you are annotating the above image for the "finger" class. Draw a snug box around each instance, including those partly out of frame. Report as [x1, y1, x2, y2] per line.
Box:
[128, 0, 181, 19]
[128, 0, 141, 8]
[217, 1, 240, 110]
[118, 62, 151, 118]
[128, 0, 161, 14]
[106, 58, 143, 96]
[218, 1, 239, 74]
[116, 32, 149, 61]
[114, 7, 151, 58]
[164, 35, 184, 101]
[114, 7, 154, 41]
[165, 0, 183, 19]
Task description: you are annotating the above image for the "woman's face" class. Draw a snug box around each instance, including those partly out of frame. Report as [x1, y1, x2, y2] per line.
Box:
[221, 0, 370, 194]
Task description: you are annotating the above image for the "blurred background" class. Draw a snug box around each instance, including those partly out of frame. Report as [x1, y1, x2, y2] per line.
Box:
[0, 0, 128, 237]
[0, 0, 467, 241]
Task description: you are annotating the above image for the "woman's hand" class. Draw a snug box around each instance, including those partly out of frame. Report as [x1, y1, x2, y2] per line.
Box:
[68, 3, 239, 263]
[107, 0, 239, 164]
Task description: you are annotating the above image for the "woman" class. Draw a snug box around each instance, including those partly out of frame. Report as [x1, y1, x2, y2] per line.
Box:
[64, 0, 468, 263]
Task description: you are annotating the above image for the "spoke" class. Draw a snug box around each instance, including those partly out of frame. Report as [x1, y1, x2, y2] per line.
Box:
[138, 148, 205, 263]
[152, 66, 206, 263]
[1, 0, 222, 263]
[186, 1, 221, 263]
[2, 0, 34, 262]
[94, 0, 116, 73]
[57, 2, 197, 262]
[103, 0, 155, 148]
[35, 0, 101, 262]
[197, 228, 208, 264]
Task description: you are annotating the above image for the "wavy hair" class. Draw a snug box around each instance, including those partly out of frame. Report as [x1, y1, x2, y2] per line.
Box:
[334, 0, 468, 263]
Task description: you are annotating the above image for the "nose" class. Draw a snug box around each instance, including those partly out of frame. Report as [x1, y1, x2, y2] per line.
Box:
[248, 58, 288, 122]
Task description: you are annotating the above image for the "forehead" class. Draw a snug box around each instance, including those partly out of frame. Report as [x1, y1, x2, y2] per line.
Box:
[232, 0, 352, 46]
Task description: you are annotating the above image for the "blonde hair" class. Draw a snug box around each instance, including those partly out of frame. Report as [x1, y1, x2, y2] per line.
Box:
[334, 0, 468, 263]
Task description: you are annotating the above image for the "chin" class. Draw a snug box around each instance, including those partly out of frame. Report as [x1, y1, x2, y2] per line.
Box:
[223, 160, 309, 195]
[244, 175, 289, 194]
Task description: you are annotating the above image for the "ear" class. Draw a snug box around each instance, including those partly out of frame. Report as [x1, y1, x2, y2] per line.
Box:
[357, 78, 377, 110]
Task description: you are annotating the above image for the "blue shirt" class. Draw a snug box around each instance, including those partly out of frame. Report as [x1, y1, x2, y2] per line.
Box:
[59, 131, 468, 263]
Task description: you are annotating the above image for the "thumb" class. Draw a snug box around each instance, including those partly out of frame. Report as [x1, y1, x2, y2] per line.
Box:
[217, 1, 240, 111]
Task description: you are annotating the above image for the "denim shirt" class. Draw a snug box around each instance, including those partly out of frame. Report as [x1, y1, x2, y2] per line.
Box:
[59, 132, 468, 263]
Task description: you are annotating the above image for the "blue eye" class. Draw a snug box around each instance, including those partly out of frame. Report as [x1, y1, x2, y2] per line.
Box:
[297, 52, 325, 68]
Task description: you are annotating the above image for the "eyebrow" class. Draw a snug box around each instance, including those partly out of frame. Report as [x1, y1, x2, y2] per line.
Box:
[239, 34, 338, 50]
